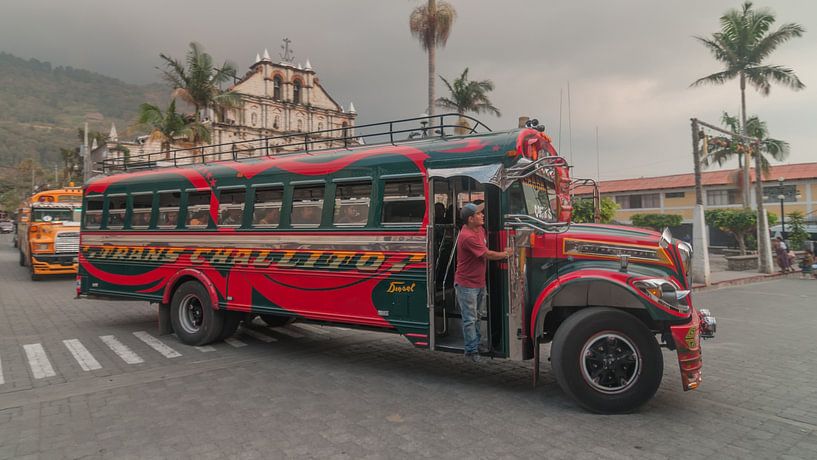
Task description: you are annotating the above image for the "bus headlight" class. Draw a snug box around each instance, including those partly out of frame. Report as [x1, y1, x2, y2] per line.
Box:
[35, 243, 51, 252]
[633, 278, 690, 314]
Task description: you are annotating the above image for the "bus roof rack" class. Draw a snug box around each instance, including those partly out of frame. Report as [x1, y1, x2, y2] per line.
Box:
[101, 113, 491, 174]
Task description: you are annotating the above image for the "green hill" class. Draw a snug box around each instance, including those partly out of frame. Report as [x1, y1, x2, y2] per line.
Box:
[0, 51, 168, 166]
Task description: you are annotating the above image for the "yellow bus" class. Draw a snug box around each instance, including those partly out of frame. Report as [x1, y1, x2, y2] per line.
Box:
[18, 186, 82, 279]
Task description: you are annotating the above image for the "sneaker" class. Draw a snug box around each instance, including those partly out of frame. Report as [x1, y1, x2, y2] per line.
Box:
[465, 353, 481, 363]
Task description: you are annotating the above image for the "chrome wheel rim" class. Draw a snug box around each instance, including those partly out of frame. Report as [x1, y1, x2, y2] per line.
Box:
[178, 294, 204, 334]
[580, 332, 641, 394]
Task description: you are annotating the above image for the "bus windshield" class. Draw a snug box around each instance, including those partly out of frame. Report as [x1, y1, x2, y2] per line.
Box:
[31, 208, 79, 223]
[509, 175, 555, 222]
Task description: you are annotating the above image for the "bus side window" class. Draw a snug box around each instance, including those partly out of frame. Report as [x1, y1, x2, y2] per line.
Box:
[157, 192, 181, 229]
[381, 179, 425, 225]
[252, 187, 283, 228]
[186, 191, 211, 229]
[131, 194, 153, 229]
[334, 182, 371, 227]
[84, 197, 103, 229]
[218, 189, 246, 227]
[291, 185, 324, 228]
[106, 196, 126, 229]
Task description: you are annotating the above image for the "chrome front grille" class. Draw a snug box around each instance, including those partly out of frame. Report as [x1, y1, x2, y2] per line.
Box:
[55, 231, 80, 253]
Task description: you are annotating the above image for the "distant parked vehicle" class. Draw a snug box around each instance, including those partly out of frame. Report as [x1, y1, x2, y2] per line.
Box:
[0, 220, 13, 233]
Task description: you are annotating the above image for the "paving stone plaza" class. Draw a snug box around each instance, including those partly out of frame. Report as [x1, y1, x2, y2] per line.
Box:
[1, 233, 816, 459]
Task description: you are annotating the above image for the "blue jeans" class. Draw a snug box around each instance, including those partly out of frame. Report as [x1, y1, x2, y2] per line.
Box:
[455, 284, 485, 354]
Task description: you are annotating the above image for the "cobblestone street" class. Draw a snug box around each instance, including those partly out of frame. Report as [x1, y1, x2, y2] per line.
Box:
[1, 233, 817, 459]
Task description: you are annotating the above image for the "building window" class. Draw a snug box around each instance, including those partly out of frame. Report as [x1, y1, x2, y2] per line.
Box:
[763, 185, 797, 203]
[293, 80, 302, 104]
[665, 191, 685, 199]
[273, 116, 279, 130]
[615, 193, 659, 209]
[297, 119, 303, 132]
[706, 189, 742, 206]
[251, 112, 257, 126]
[273, 76, 282, 100]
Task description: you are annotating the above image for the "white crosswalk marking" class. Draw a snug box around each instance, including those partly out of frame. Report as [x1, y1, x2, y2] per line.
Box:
[133, 331, 182, 358]
[195, 346, 216, 352]
[224, 338, 247, 348]
[100, 335, 144, 364]
[63, 339, 102, 371]
[269, 327, 305, 339]
[23, 343, 56, 379]
[0, 352, 4, 385]
[240, 328, 278, 343]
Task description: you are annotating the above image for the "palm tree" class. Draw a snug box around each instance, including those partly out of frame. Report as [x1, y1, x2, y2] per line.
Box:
[436, 68, 500, 133]
[159, 42, 240, 122]
[703, 112, 789, 179]
[691, 1, 805, 207]
[137, 99, 210, 159]
[409, 0, 456, 116]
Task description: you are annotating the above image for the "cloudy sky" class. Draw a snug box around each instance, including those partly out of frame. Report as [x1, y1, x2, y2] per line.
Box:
[2, 0, 815, 181]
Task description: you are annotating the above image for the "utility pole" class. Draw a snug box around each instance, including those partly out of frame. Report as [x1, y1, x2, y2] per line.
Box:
[82, 121, 90, 184]
[692, 117, 772, 277]
[690, 118, 710, 285]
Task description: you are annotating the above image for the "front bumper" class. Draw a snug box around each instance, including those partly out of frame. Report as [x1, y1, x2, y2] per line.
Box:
[670, 307, 716, 391]
[31, 253, 79, 275]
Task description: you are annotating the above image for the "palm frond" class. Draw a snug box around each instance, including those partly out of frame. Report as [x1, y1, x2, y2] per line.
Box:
[748, 65, 806, 93]
[750, 23, 806, 63]
[690, 69, 739, 87]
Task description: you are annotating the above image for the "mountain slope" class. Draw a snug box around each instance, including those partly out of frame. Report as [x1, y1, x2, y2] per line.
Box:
[0, 51, 167, 165]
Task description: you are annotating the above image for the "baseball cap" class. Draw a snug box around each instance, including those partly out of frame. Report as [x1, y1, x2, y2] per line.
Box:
[460, 202, 485, 220]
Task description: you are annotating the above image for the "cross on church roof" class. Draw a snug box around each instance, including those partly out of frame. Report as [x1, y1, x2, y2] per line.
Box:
[280, 37, 295, 63]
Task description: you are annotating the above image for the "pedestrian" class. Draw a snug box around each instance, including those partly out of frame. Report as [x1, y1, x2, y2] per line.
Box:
[455, 202, 511, 363]
[774, 236, 792, 273]
[800, 249, 814, 279]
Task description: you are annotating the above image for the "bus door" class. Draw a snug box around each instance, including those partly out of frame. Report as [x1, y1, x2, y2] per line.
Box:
[427, 173, 505, 356]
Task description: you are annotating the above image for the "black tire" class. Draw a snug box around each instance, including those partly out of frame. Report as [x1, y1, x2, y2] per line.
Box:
[216, 311, 245, 341]
[551, 307, 663, 414]
[259, 314, 295, 327]
[170, 281, 225, 346]
[19, 250, 26, 267]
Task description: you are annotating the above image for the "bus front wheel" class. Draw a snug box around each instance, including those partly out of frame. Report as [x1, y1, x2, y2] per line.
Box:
[170, 281, 225, 346]
[550, 307, 663, 414]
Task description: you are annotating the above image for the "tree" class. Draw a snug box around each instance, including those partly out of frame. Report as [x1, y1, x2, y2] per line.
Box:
[159, 42, 239, 122]
[786, 211, 808, 251]
[631, 214, 683, 232]
[705, 208, 758, 255]
[571, 197, 618, 224]
[436, 68, 500, 133]
[703, 112, 789, 179]
[137, 99, 210, 157]
[409, 0, 456, 116]
[691, 1, 805, 207]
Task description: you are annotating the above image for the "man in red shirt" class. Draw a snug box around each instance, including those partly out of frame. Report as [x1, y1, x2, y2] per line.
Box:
[455, 202, 511, 362]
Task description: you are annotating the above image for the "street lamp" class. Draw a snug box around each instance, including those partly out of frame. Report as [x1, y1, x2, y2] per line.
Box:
[775, 177, 802, 240]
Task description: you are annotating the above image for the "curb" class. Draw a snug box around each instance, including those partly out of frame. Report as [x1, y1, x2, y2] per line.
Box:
[692, 271, 803, 292]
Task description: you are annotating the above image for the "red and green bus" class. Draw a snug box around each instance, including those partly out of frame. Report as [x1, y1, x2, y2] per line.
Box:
[77, 114, 715, 413]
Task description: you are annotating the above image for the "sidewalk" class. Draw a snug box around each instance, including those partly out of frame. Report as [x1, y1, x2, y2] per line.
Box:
[692, 253, 806, 291]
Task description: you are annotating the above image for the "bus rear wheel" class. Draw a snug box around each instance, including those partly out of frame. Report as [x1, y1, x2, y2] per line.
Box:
[550, 307, 663, 414]
[170, 281, 225, 346]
